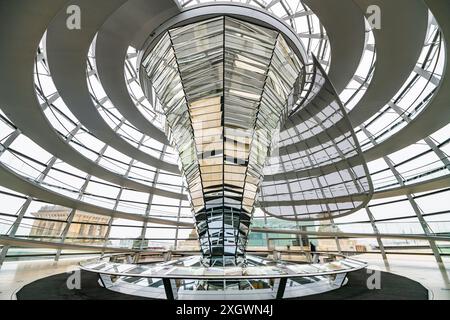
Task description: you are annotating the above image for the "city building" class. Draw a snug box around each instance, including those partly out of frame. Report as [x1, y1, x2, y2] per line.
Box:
[30, 206, 109, 243]
[0, 0, 449, 302]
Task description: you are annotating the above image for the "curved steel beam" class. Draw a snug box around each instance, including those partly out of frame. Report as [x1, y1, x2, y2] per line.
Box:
[281, 0, 429, 155]
[0, 162, 193, 227]
[285, 0, 365, 130]
[303, 0, 365, 93]
[259, 174, 450, 207]
[45, 0, 179, 174]
[251, 228, 450, 242]
[139, 3, 307, 64]
[95, 0, 180, 146]
[0, 1, 185, 201]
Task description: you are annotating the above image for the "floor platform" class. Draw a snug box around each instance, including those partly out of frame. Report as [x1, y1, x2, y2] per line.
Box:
[16, 268, 428, 300]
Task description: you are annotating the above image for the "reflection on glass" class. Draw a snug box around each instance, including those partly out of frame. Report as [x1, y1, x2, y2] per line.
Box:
[142, 17, 303, 265]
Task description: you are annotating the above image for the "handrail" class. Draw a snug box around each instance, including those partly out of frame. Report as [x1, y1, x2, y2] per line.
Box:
[251, 228, 450, 242]
[79, 252, 367, 280]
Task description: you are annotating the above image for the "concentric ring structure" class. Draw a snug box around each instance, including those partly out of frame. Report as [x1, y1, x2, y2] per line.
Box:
[0, 0, 450, 296]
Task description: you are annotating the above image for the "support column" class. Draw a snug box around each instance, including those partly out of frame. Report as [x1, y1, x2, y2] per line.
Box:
[366, 207, 390, 269]
[273, 277, 288, 299]
[362, 124, 445, 267]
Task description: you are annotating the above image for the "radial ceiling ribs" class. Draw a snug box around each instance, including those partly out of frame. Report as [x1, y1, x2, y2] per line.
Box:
[282, 0, 429, 153]
[0, 1, 185, 201]
[45, 1, 179, 174]
[94, 0, 180, 146]
[0, 162, 192, 227]
[259, 57, 373, 221]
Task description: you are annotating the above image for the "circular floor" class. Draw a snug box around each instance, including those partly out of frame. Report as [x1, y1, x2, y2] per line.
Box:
[16, 269, 428, 300]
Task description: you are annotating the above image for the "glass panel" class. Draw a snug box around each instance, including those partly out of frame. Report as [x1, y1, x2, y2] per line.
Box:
[142, 16, 303, 264]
